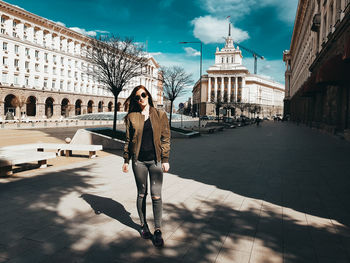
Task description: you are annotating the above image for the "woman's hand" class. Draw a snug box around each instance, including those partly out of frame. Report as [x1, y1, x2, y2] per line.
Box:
[162, 162, 170, 172]
[122, 163, 129, 173]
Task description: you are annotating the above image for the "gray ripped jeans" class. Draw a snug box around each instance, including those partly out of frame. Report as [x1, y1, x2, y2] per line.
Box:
[132, 160, 163, 229]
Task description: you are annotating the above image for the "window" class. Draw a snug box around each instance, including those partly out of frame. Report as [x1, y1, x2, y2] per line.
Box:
[2, 73, 8, 84]
[12, 32, 17, 38]
[74, 71, 78, 78]
[52, 80, 56, 89]
[53, 67, 56, 75]
[60, 57, 64, 64]
[44, 53, 48, 61]
[25, 48, 29, 56]
[44, 65, 48, 73]
[25, 61, 29, 69]
[68, 70, 71, 77]
[35, 63, 39, 71]
[14, 75, 19, 85]
[24, 25, 27, 31]
[60, 80, 63, 89]
[2, 57, 8, 65]
[68, 59, 71, 67]
[1, 17, 5, 24]
[60, 68, 64, 76]
[75, 60, 78, 67]
[34, 77, 39, 87]
[3, 42, 7, 51]
[35, 50, 39, 58]
[13, 21, 16, 27]
[14, 45, 19, 54]
[53, 55, 56, 63]
[14, 59, 19, 67]
[25, 76, 29, 86]
[1, 28, 5, 34]
[44, 79, 48, 88]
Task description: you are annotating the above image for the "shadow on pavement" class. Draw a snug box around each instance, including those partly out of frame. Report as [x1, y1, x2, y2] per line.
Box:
[170, 122, 350, 228]
[81, 193, 140, 233]
[1, 122, 350, 262]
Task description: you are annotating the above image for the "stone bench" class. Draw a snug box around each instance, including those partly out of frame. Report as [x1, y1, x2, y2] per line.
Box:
[0, 151, 56, 176]
[0, 143, 103, 158]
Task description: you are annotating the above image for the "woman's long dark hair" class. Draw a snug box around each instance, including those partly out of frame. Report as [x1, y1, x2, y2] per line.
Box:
[124, 85, 154, 114]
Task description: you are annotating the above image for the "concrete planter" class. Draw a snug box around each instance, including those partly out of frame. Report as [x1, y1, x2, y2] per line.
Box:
[71, 128, 125, 150]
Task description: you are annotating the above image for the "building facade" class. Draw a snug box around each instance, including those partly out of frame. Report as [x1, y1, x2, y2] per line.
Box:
[283, 0, 350, 135]
[192, 24, 284, 118]
[0, 1, 161, 120]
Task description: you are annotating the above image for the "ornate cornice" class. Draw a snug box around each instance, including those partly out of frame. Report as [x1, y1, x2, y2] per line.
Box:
[0, 0, 91, 43]
[290, 0, 308, 55]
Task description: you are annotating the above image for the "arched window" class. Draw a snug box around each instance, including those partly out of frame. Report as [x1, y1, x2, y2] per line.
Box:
[26, 96, 37, 116]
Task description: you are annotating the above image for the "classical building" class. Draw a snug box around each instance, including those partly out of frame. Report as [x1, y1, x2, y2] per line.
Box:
[0, 1, 161, 120]
[192, 24, 284, 118]
[283, 0, 350, 135]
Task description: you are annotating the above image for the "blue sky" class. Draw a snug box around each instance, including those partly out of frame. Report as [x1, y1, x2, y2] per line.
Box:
[6, 0, 298, 103]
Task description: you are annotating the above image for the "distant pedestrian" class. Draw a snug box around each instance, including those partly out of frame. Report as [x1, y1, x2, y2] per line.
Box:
[122, 85, 171, 248]
[256, 116, 261, 126]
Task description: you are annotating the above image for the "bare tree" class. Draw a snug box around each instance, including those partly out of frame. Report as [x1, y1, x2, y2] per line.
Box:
[235, 102, 247, 116]
[11, 96, 26, 120]
[161, 66, 193, 127]
[85, 35, 148, 131]
[214, 98, 223, 123]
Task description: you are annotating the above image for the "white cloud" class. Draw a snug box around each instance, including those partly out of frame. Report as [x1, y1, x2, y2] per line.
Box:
[191, 16, 249, 44]
[95, 30, 110, 34]
[184, 47, 200, 56]
[55, 21, 66, 27]
[200, 0, 298, 24]
[243, 57, 285, 83]
[149, 52, 162, 56]
[54, 24, 109, 37]
[69, 27, 97, 37]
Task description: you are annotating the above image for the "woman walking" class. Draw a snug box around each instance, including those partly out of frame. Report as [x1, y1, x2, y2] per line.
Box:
[122, 85, 170, 247]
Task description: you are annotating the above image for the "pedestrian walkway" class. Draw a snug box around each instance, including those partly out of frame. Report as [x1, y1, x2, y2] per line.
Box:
[0, 122, 350, 262]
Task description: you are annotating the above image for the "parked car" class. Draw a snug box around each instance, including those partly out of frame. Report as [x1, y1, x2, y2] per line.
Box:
[223, 117, 234, 123]
[200, 115, 209, 120]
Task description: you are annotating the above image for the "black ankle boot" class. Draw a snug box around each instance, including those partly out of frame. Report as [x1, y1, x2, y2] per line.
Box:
[153, 229, 164, 247]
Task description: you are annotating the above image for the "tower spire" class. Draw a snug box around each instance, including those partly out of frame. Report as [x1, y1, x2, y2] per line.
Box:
[226, 16, 231, 36]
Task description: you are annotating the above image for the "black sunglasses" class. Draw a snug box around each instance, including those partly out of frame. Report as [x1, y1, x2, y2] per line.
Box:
[135, 92, 147, 101]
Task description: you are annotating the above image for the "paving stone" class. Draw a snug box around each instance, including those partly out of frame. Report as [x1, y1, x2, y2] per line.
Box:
[1, 123, 350, 262]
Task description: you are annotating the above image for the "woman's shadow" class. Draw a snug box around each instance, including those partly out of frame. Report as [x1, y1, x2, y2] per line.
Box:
[81, 193, 140, 233]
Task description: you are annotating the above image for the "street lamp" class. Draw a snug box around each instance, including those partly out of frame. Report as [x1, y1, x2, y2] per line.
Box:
[179, 41, 202, 131]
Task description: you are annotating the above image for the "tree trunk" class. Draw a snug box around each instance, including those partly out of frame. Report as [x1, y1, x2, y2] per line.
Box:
[113, 95, 118, 132]
[169, 100, 173, 127]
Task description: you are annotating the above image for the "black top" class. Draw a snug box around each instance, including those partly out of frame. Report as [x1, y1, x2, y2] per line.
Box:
[138, 117, 156, 161]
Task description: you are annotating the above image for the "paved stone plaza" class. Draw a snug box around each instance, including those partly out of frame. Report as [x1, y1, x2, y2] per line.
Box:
[0, 122, 350, 263]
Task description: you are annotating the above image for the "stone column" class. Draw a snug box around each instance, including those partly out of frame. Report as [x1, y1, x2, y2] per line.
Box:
[208, 77, 211, 102]
[81, 104, 87, 115]
[228, 77, 231, 102]
[235, 77, 238, 102]
[214, 77, 218, 102]
[53, 103, 61, 118]
[37, 102, 45, 119]
[242, 77, 246, 102]
[221, 77, 224, 101]
[0, 101, 3, 119]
